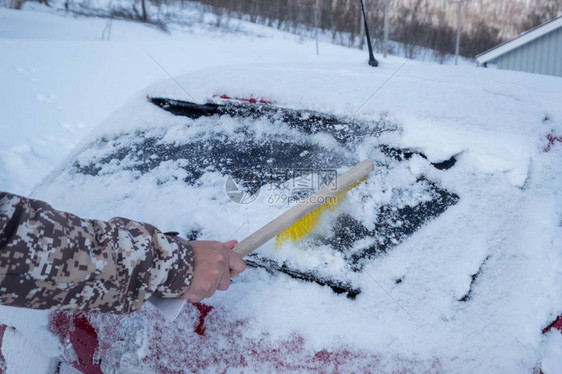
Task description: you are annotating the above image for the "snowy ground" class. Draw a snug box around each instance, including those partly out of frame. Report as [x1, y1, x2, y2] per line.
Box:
[1, 2, 562, 374]
[0, 1, 361, 196]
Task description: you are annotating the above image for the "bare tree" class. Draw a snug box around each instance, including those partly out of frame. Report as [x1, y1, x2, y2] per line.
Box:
[10, 0, 49, 9]
[520, 2, 562, 32]
[43, 0, 556, 61]
[132, 0, 148, 22]
[141, 0, 148, 22]
[10, 0, 26, 9]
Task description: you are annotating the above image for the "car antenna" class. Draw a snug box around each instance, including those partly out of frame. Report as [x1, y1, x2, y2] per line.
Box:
[360, 0, 379, 67]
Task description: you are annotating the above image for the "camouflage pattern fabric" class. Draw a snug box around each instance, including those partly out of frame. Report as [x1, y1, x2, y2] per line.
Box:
[0, 192, 194, 313]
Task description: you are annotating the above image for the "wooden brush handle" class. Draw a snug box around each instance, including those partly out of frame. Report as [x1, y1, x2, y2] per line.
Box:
[233, 159, 374, 257]
[149, 160, 374, 320]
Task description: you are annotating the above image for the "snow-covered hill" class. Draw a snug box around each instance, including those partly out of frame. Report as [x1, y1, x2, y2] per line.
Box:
[0, 2, 360, 196]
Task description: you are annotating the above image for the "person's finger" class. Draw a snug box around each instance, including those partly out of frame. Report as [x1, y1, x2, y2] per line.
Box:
[186, 273, 213, 301]
[229, 251, 246, 277]
[208, 249, 227, 292]
[198, 276, 218, 300]
[183, 292, 203, 303]
[222, 240, 245, 276]
[183, 285, 204, 303]
[218, 246, 231, 290]
[217, 271, 230, 291]
[199, 244, 228, 295]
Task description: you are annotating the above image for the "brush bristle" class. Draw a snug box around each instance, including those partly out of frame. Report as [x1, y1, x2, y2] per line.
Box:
[274, 178, 364, 249]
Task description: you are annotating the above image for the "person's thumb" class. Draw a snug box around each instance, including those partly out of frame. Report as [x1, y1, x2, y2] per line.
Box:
[222, 240, 238, 249]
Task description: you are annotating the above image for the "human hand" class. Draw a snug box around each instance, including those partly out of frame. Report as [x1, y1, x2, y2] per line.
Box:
[181, 240, 246, 303]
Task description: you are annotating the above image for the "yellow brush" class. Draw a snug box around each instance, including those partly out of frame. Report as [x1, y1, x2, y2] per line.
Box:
[274, 176, 370, 248]
[233, 160, 375, 256]
[150, 160, 374, 320]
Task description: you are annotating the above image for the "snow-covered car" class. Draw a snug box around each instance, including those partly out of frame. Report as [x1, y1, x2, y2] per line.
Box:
[22, 63, 562, 373]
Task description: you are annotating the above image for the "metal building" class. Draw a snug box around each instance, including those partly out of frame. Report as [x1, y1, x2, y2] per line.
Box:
[476, 16, 562, 77]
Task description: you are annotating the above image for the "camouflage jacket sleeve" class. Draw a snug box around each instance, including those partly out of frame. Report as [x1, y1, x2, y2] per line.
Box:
[0, 192, 195, 314]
